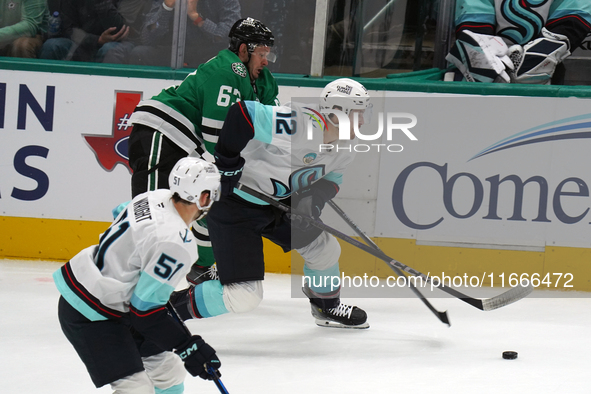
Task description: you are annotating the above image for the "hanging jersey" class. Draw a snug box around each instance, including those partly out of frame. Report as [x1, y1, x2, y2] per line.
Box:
[495, 0, 552, 44]
[53, 190, 197, 322]
[455, 0, 591, 45]
[232, 101, 356, 204]
[130, 49, 279, 156]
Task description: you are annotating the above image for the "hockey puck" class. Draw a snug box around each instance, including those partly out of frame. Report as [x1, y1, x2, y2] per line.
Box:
[502, 351, 518, 360]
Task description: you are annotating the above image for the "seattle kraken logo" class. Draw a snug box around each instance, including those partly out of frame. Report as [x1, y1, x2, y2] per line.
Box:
[497, 0, 551, 45]
[270, 165, 326, 197]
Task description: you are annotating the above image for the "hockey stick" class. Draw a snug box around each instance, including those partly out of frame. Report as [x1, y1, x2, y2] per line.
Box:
[237, 184, 534, 312]
[327, 200, 450, 326]
[167, 302, 230, 394]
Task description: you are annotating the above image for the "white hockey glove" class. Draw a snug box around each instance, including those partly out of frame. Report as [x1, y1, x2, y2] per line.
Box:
[507, 28, 571, 85]
[446, 30, 514, 83]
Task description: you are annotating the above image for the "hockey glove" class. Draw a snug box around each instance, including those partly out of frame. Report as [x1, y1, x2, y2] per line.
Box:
[214, 152, 245, 197]
[289, 180, 338, 231]
[507, 28, 570, 85]
[446, 30, 513, 83]
[175, 335, 221, 380]
[290, 192, 325, 231]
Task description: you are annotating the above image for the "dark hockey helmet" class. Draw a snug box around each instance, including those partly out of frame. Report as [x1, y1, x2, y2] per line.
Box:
[229, 17, 274, 55]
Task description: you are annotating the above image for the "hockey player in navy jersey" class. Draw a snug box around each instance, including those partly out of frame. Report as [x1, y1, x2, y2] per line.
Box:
[54, 158, 222, 393]
[171, 78, 371, 329]
[446, 0, 591, 84]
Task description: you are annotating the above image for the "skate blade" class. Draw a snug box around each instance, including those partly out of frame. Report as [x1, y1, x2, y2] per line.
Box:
[315, 319, 370, 329]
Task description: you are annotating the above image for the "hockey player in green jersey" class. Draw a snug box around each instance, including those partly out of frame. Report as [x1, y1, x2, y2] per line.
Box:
[128, 17, 279, 280]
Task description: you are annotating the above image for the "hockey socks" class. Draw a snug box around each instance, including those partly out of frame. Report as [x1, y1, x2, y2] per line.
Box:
[169, 281, 228, 320]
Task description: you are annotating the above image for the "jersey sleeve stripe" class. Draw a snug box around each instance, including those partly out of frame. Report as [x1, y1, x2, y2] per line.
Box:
[191, 226, 212, 247]
[53, 263, 123, 320]
[547, 13, 591, 29]
[202, 134, 219, 143]
[129, 304, 167, 317]
[131, 271, 175, 311]
[131, 103, 207, 157]
[202, 117, 224, 129]
[455, 22, 495, 35]
[135, 100, 196, 134]
[53, 268, 109, 321]
[241, 101, 256, 132]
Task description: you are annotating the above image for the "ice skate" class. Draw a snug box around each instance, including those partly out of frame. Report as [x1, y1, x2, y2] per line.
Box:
[309, 301, 369, 329]
[303, 283, 369, 329]
[186, 263, 218, 286]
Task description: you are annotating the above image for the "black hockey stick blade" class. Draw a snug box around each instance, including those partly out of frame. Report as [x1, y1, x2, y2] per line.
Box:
[327, 200, 450, 326]
[237, 184, 534, 312]
[413, 290, 450, 325]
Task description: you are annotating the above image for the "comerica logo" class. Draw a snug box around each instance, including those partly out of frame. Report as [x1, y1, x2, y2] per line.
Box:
[392, 161, 590, 230]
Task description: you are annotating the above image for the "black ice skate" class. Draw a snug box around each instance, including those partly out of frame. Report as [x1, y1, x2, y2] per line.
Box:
[186, 263, 218, 286]
[303, 283, 369, 329]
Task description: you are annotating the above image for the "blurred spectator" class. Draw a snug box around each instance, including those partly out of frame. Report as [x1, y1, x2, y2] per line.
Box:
[261, 0, 292, 71]
[262, 0, 316, 74]
[126, 0, 240, 67]
[39, 0, 130, 62]
[102, 0, 153, 63]
[0, 0, 48, 58]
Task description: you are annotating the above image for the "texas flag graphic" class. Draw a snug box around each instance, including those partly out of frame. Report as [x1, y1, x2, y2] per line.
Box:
[84, 91, 142, 172]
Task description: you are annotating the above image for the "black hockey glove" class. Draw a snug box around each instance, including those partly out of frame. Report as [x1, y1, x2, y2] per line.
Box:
[214, 152, 245, 197]
[290, 180, 339, 231]
[175, 335, 221, 380]
[290, 192, 325, 231]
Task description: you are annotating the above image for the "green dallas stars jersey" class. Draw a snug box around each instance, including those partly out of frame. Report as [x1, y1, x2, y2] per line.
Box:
[130, 49, 279, 156]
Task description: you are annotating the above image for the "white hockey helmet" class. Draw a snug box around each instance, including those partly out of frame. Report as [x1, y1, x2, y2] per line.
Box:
[319, 78, 370, 117]
[169, 157, 221, 211]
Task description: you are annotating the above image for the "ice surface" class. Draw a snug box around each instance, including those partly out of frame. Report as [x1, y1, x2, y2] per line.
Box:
[1, 259, 589, 393]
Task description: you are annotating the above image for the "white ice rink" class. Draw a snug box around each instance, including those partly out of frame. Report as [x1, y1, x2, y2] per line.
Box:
[1, 258, 590, 393]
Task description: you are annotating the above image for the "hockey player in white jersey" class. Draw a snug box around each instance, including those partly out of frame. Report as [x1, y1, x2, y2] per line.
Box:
[171, 78, 371, 329]
[53, 158, 222, 393]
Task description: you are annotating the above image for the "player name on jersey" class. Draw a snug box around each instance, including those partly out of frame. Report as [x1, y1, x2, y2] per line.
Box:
[133, 197, 152, 222]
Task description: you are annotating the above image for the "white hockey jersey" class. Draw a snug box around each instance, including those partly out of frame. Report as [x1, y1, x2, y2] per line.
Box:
[54, 189, 197, 321]
[232, 101, 356, 203]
